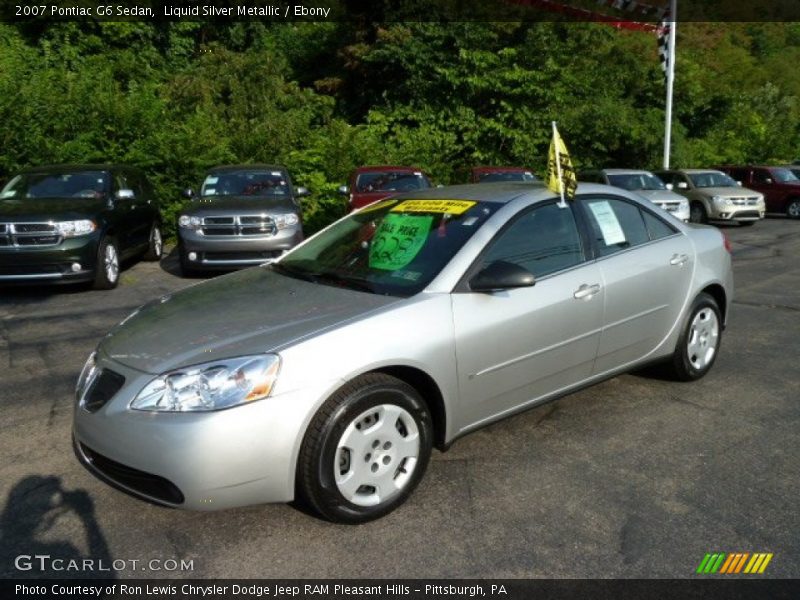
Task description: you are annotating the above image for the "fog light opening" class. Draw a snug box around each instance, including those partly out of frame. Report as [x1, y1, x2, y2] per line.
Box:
[188, 252, 197, 261]
[71, 262, 82, 272]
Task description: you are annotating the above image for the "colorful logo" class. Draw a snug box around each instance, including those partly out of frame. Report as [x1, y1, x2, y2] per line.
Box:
[696, 552, 773, 574]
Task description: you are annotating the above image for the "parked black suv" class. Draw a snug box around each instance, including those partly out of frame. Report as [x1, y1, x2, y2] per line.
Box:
[177, 164, 308, 273]
[0, 165, 162, 289]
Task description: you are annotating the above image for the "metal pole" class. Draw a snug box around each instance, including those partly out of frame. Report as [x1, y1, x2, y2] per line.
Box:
[663, 0, 677, 169]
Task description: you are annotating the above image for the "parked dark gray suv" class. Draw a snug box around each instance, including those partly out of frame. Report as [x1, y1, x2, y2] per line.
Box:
[178, 165, 308, 274]
[0, 164, 162, 289]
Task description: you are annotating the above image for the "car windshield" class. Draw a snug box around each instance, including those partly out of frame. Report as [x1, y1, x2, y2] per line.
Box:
[0, 171, 110, 200]
[355, 171, 430, 193]
[273, 198, 497, 296]
[771, 168, 798, 183]
[688, 172, 737, 188]
[201, 170, 290, 197]
[477, 171, 538, 183]
[607, 172, 666, 191]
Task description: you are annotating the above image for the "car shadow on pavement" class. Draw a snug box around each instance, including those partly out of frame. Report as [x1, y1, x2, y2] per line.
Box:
[0, 475, 115, 579]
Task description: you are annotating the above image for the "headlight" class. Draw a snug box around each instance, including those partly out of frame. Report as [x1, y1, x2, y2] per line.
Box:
[273, 213, 300, 229]
[679, 199, 689, 210]
[274, 213, 299, 229]
[712, 196, 731, 206]
[130, 354, 280, 412]
[178, 215, 202, 229]
[55, 220, 96, 237]
[76, 351, 98, 400]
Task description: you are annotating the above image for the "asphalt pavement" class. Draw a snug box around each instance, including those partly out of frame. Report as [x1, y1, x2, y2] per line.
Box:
[0, 219, 797, 579]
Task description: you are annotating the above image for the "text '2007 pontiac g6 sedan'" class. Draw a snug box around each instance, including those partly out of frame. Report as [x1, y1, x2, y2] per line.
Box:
[73, 182, 733, 523]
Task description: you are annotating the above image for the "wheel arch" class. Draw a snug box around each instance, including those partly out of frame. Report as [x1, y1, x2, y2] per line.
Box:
[700, 283, 727, 326]
[367, 365, 448, 451]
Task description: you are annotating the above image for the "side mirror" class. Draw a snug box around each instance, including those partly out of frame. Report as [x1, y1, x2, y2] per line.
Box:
[337, 185, 349, 196]
[295, 186, 310, 198]
[116, 189, 135, 200]
[677, 182, 689, 190]
[182, 188, 195, 199]
[469, 261, 535, 293]
[665, 183, 674, 191]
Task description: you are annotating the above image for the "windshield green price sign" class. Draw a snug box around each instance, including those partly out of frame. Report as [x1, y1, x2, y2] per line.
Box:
[369, 213, 433, 271]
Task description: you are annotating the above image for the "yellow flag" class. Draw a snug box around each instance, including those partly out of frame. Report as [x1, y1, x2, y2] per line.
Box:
[546, 122, 577, 201]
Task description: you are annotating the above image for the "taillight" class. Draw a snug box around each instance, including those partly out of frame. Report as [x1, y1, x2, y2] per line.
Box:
[722, 231, 732, 253]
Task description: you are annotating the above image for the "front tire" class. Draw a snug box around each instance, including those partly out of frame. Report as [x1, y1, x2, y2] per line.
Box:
[690, 202, 708, 224]
[296, 373, 433, 524]
[667, 292, 722, 381]
[93, 237, 120, 290]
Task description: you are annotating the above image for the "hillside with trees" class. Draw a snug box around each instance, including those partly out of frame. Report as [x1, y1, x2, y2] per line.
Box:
[1, 20, 798, 234]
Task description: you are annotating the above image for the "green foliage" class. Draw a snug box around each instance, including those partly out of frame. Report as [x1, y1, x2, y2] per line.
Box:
[1, 20, 800, 239]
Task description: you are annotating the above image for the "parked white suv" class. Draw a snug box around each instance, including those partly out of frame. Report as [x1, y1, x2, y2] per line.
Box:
[580, 169, 690, 222]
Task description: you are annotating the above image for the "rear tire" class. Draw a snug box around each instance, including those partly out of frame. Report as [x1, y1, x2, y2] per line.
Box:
[786, 198, 800, 219]
[143, 223, 163, 261]
[667, 292, 722, 381]
[93, 237, 120, 290]
[296, 373, 433, 524]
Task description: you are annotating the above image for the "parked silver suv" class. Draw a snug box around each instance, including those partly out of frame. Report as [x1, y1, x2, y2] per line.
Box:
[580, 169, 690, 222]
[178, 165, 308, 273]
[654, 169, 765, 226]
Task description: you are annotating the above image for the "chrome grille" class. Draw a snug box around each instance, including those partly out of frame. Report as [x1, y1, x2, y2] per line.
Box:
[200, 215, 276, 237]
[0, 222, 62, 248]
[730, 197, 760, 206]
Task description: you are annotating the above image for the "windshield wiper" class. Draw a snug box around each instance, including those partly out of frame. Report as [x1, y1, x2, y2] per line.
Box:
[311, 270, 376, 294]
[269, 262, 318, 283]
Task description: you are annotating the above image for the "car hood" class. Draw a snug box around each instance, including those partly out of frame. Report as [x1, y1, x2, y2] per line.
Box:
[637, 190, 686, 203]
[351, 190, 398, 204]
[0, 196, 107, 220]
[182, 196, 298, 215]
[696, 186, 760, 197]
[99, 267, 401, 374]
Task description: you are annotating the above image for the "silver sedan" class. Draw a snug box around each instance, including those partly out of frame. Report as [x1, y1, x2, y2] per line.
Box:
[73, 183, 733, 523]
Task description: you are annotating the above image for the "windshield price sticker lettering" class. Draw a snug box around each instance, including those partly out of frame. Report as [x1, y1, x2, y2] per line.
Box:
[369, 214, 433, 271]
[205, 177, 219, 184]
[392, 200, 476, 215]
[588, 200, 626, 245]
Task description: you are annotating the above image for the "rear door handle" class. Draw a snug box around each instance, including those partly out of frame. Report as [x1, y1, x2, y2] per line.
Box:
[573, 283, 601, 300]
[670, 253, 689, 266]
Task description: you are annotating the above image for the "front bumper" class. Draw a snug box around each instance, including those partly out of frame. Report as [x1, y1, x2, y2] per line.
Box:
[708, 204, 765, 221]
[72, 353, 333, 510]
[0, 235, 99, 283]
[179, 228, 303, 269]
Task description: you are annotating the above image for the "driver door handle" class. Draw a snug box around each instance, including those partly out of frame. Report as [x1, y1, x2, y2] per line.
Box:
[670, 253, 689, 266]
[573, 283, 601, 300]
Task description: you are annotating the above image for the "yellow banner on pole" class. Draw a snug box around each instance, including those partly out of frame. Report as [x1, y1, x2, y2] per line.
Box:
[546, 122, 577, 203]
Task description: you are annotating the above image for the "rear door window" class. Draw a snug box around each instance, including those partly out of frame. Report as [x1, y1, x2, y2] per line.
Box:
[581, 197, 650, 258]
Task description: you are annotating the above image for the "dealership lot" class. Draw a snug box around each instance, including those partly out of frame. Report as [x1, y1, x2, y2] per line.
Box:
[0, 219, 797, 579]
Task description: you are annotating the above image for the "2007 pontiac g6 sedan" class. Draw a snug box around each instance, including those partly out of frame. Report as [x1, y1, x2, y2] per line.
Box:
[73, 182, 733, 523]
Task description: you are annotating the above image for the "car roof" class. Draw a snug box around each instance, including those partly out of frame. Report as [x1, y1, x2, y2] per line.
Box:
[661, 168, 724, 174]
[19, 164, 127, 173]
[353, 165, 424, 173]
[208, 164, 287, 173]
[600, 168, 654, 175]
[388, 181, 622, 204]
[472, 166, 531, 172]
